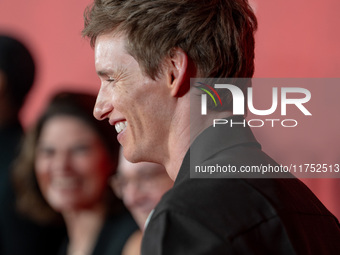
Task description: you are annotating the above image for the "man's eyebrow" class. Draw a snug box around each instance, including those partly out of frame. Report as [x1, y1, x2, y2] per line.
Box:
[97, 67, 120, 77]
[97, 65, 127, 77]
[97, 70, 109, 77]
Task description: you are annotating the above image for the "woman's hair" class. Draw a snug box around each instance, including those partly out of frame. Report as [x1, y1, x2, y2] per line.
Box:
[12, 91, 123, 225]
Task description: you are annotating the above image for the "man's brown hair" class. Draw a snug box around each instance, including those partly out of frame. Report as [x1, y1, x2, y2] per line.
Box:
[82, 0, 257, 80]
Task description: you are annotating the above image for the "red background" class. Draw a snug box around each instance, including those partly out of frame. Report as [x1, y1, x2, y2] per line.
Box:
[1, 0, 339, 218]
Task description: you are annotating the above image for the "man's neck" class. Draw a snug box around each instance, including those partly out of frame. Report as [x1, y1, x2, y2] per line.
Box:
[163, 99, 191, 181]
[163, 96, 232, 181]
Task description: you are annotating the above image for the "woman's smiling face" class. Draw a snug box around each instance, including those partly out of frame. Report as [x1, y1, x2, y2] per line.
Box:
[35, 115, 112, 212]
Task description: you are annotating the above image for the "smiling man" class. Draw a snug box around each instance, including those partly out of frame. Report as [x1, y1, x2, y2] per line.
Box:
[82, 0, 340, 254]
[92, 34, 177, 175]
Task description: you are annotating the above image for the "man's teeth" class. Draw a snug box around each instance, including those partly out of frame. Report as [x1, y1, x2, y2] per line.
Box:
[115, 121, 128, 134]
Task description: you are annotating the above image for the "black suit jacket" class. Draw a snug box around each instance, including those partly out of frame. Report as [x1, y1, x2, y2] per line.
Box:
[142, 117, 340, 254]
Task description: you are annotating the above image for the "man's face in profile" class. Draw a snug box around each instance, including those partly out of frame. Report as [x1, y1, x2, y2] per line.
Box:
[93, 32, 172, 163]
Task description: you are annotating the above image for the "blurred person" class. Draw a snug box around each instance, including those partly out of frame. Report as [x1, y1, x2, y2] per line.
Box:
[83, 0, 340, 254]
[114, 149, 174, 230]
[0, 34, 65, 255]
[111, 149, 173, 255]
[12, 91, 138, 255]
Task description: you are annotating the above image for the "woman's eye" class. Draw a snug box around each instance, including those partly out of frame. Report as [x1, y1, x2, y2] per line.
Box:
[72, 145, 90, 154]
[37, 147, 55, 158]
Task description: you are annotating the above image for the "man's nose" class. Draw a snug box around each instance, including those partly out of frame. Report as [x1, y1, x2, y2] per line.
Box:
[93, 87, 113, 121]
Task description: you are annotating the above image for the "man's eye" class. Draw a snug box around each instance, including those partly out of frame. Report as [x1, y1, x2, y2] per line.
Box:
[107, 76, 115, 82]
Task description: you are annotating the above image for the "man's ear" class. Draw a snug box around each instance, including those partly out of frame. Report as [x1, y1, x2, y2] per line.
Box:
[166, 48, 189, 97]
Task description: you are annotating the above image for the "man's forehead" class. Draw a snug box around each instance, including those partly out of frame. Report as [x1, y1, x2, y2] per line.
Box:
[94, 34, 134, 76]
[95, 31, 127, 51]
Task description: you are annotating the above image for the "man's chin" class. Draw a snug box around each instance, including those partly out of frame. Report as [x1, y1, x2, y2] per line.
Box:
[123, 148, 147, 164]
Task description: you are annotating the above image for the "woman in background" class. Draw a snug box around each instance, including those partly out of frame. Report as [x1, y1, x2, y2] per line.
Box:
[13, 91, 138, 255]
